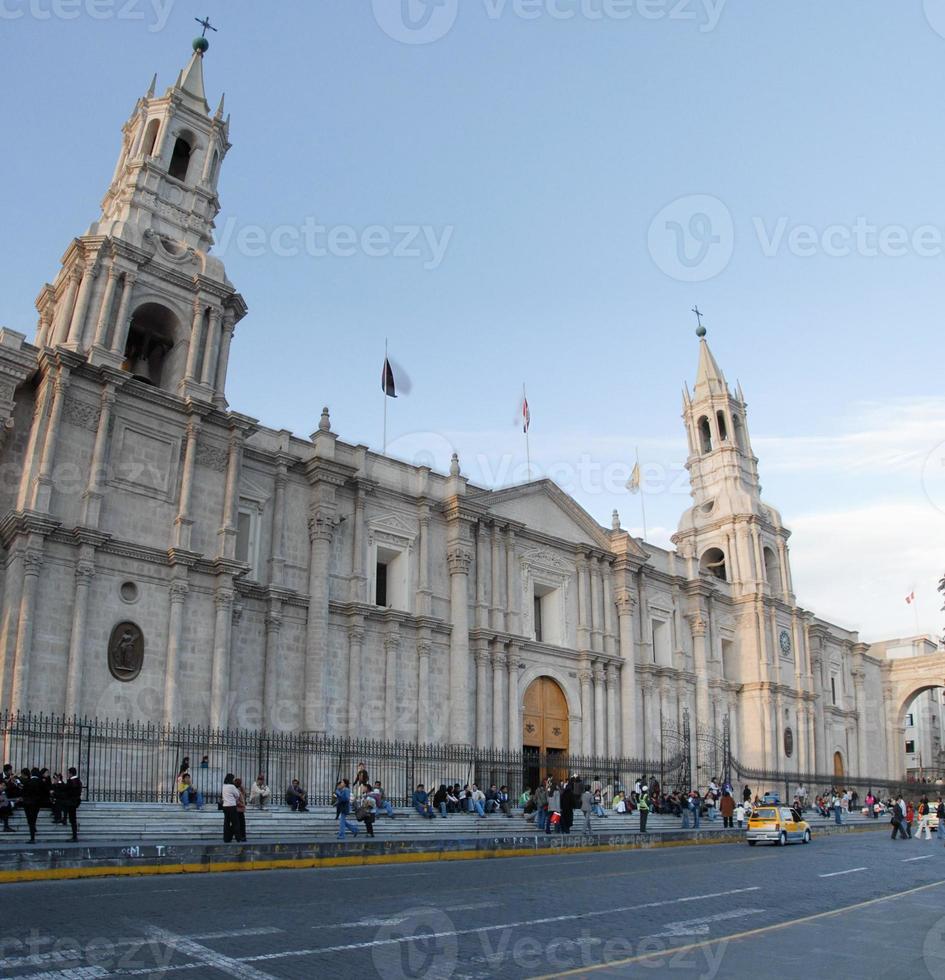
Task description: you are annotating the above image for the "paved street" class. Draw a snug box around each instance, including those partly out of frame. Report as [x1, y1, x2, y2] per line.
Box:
[1, 832, 944, 978]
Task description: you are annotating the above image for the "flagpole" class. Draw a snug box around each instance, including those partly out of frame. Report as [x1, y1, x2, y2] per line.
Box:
[636, 447, 648, 542]
[383, 338, 388, 455]
[913, 586, 921, 636]
[523, 383, 531, 481]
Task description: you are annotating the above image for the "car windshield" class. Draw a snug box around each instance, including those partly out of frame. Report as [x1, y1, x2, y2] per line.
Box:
[752, 808, 778, 820]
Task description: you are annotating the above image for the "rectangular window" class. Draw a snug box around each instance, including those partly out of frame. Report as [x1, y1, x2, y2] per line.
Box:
[531, 582, 561, 646]
[906, 740, 916, 754]
[533, 595, 543, 643]
[375, 561, 388, 607]
[652, 619, 670, 667]
[906, 713, 915, 728]
[830, 677, 836, 706]
[236, 505, 260, 580]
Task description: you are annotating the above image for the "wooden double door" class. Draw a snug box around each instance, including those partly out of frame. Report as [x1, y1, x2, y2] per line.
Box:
[523, 677, 570, 790]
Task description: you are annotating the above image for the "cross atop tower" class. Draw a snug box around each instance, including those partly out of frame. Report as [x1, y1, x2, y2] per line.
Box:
[195, 16, 217, 37]
[692, 306, 706, 337]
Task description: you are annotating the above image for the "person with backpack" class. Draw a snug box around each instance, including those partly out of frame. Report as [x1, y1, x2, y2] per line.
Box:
[355, 795, 376, 837]
[891, 795, 909, 840]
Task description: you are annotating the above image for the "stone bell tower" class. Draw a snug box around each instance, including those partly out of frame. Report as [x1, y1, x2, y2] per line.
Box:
[34, 35, 245, 405]
[673, 323, 794, 602]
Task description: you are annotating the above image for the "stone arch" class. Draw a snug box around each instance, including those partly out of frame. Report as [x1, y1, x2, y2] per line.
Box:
[122, 301, 184, 390]
[833, 750, 845, 781]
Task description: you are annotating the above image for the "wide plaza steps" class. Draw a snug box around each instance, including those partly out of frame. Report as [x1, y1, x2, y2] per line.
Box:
[0, 803, 878, 845]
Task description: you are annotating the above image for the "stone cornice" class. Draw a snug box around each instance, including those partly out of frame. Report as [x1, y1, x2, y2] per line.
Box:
[0, 510, 62, 548]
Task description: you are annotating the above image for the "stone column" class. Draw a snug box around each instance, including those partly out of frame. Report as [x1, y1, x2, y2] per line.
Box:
[447, 546, 473, 744]
[417, 504, 432, 616]
[51, 267, 82, 346]
[688, 613, 711, 737]
[174, 417, 201, 550]
[92, 264, 120, 349]
[81, 384, 116, 528]
[162, 579, 189, 727]
[213, 313, 236, 405]
[777, 539, 791, 597]
[616, 590, 637, 758]
[590, 561, 603, 652]
[475, 644, 491, 749]
[751, 525, 765, 589]
[476, 524, 489, 628]
[0, 553, 26, 710]
[383, 632, 400, 741]
[66, 260, 98, 348]
[10, 547, 42, 709]
[209, 588, 234, 728]
[640, 678, 653, 761]
[109, 272, 137, 356]
[217, 428, 242, 559]
[269, 465, 288, 587]
[505, 529, 519, 635]
[606, 664, 619, 757]
[184, 299, 205, 383]
[579, 661, 594, 755]
[492, 642, 508, 749]
[263, 604, 283, 731]
[348, 486, 364, 602]
[417, 640, 431, 743]
[853, 669, 867, 775]
[33, 371, 69, 513]
[576, 555, 590, 649]
[200, 308, 222, 387]
[507, 644, 522, 753]
[304, 511, 334, 732]
[490, 524, 503, 631]
[593, 663, 606, 756]
[602, 560, 616, 655]
[63, 557, 95, 718]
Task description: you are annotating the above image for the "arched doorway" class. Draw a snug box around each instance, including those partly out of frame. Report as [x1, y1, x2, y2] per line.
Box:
[522, 677, 569, 791]
[833, 751, 845, 782]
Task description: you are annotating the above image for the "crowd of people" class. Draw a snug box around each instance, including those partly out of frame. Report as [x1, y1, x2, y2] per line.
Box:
[1, 764, 83, 842]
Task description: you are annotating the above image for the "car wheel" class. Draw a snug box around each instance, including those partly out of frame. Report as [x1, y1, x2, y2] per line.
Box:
[779, 831, 787, 847]
[803, 829, 811, 844]
[748, 840, 756, 847]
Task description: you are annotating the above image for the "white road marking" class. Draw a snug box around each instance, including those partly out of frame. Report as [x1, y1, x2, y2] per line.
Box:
[13, 969, 110, 980]
[903, 855, 934, 863]
[310, 901, 496, 931]
[329, 871, 436, 880]
[242, 887, 762, 963]
[0, 928, 283, 971]
[645, 908, 766, 939]
[818, 867, 868, 878]
[143, 926, 277, 980]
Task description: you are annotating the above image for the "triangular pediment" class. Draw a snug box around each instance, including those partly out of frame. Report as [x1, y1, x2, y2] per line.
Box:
[477, 480, 613, 549]
[369, 511, 417, 537]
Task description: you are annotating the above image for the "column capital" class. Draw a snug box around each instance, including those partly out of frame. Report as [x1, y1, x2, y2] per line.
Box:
[170, 581, 189, 603]
[474, 647, 491, 668]
[417, 640, 432, 661]
[606, 663, 619, 685]
[447, 547, 472, 575]
[593, 664, 606, 684]
[215, 588, 235, 610]
[492, 647, 508, 671]
[686, 613, 708, 636]
[23, 550, 44, 577]
[74, 561, 96, 585]
[308, 511, 336, 543]
[615, 589, 635, 614]
[266, 613, 283, 635]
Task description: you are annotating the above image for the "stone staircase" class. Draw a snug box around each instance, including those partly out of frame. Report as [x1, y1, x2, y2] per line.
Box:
[0, 803, 878, 846]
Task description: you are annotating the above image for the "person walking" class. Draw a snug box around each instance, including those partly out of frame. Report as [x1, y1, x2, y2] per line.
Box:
[720, 791, 735, 828]
[22, 768, 48, 844]
[638, 788, 650, 833]
[906, 800, 915, 838]
[937, 798, 945, 843]
[534, 782, 548, 832]
[221, 774, 240, 843]
[62, 767, 82, 842]
[233, 777, 247, 843]
[580, 787, 594, 834]
[336, 779, 359, 840]
[560, 779, 575, 835]
[891, 796, 909, 841]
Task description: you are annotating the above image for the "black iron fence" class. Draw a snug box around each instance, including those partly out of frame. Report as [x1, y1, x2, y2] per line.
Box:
[0, 712, 688, 806]
[730, 757, 916, 803]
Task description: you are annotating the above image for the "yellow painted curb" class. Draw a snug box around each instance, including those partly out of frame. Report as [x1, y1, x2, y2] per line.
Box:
[0, 822, 886, 884]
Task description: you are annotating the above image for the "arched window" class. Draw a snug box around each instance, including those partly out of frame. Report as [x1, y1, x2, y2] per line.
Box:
[700, 547, 727, 582]
[122, 302, 178, 389]
[764, 547, 780, 591]
[698, 416, 713, 454]
[142, 118, 160, 157]
[168, 136, 192, 181]
[716, 411, 728, 442]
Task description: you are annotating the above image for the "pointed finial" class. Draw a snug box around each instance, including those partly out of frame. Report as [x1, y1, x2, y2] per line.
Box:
[214, 92, 226, 120]
[319, 406, 331, 432]
[692, 306, 707, 339]
[612, 510, 621, 531]
[146, 73, 157, 98]
[450, 453, 461, 477]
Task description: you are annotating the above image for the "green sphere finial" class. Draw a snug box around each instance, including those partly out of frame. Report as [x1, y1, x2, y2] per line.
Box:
[696, 325, 707, 339]
[193, 36, 209, 54]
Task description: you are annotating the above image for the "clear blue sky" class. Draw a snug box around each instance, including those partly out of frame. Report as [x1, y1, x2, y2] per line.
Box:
[3, 1, 945, 641]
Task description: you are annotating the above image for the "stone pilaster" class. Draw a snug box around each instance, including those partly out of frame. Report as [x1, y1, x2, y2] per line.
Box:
[474, 644, 492, 749]
[492, 642, 508, 749]
[447, 545, 473, 744]
[303, 509, 335, 732]
[162, 578, 189, 727]
[417, 637, 432, 744]
[10, 547, 44, 711]
[209, 587, 234, 729]
[616, 589, 637, 757]
[606, 664, 619, 757]
[63, 552, 95, 718]
[383, 629, 400, 740]
[108, 271, 137, 357]
[262, 601, 283, 731]
[507, 643, 523, 753]
[579, 660, 593, 756]
[174, 416, 201, 550]
[80, 382, 117, 528]
[217, 426, 243, 559]
[593, 663, 606, 756]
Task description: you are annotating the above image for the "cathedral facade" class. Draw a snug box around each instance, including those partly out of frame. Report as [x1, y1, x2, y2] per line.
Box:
[0, 43, 905, 780]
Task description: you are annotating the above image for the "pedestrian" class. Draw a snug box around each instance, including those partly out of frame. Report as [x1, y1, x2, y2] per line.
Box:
[915, 798, 932, 841]
[221, 774, 240, 843]
[720, 791, 735, 828]
[22, 768, 48, 844]
[233, 777, 247, 842]
[356, 795, 376, 837]
[833, 793, 843, 826]
[937, 799, 945, 842]
[735, 800, 746, 830]
[336, 778, 359, 840]
[534, 781, 548, 832]
[62, 767, 82, 842]
[891, 796, 909, 841]
[638, 788, 650, 833]
[581, 787, 594, 834]
[742, 784, 752, 803]
[906, 800, 915, 838]
[560, 779, 575, 835]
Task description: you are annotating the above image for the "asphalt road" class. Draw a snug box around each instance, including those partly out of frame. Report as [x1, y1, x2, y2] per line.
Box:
[2, 830, 945, 979]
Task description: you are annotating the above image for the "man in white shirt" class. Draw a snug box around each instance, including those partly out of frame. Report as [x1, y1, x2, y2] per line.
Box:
[248, 774, 271, 809]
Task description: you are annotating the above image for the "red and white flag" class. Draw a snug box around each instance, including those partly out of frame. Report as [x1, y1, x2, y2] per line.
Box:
[521, 395, 531, 434]
[905, 592, 916, 605]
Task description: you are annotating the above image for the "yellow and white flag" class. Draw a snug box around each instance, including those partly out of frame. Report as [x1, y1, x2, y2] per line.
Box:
[627, 462, 641, 494]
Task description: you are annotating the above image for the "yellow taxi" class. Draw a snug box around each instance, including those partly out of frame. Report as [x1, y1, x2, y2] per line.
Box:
[747, 805, 811, 846]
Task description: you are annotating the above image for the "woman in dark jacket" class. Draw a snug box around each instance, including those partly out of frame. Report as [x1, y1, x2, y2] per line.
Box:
[433, 784, 449, 818]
